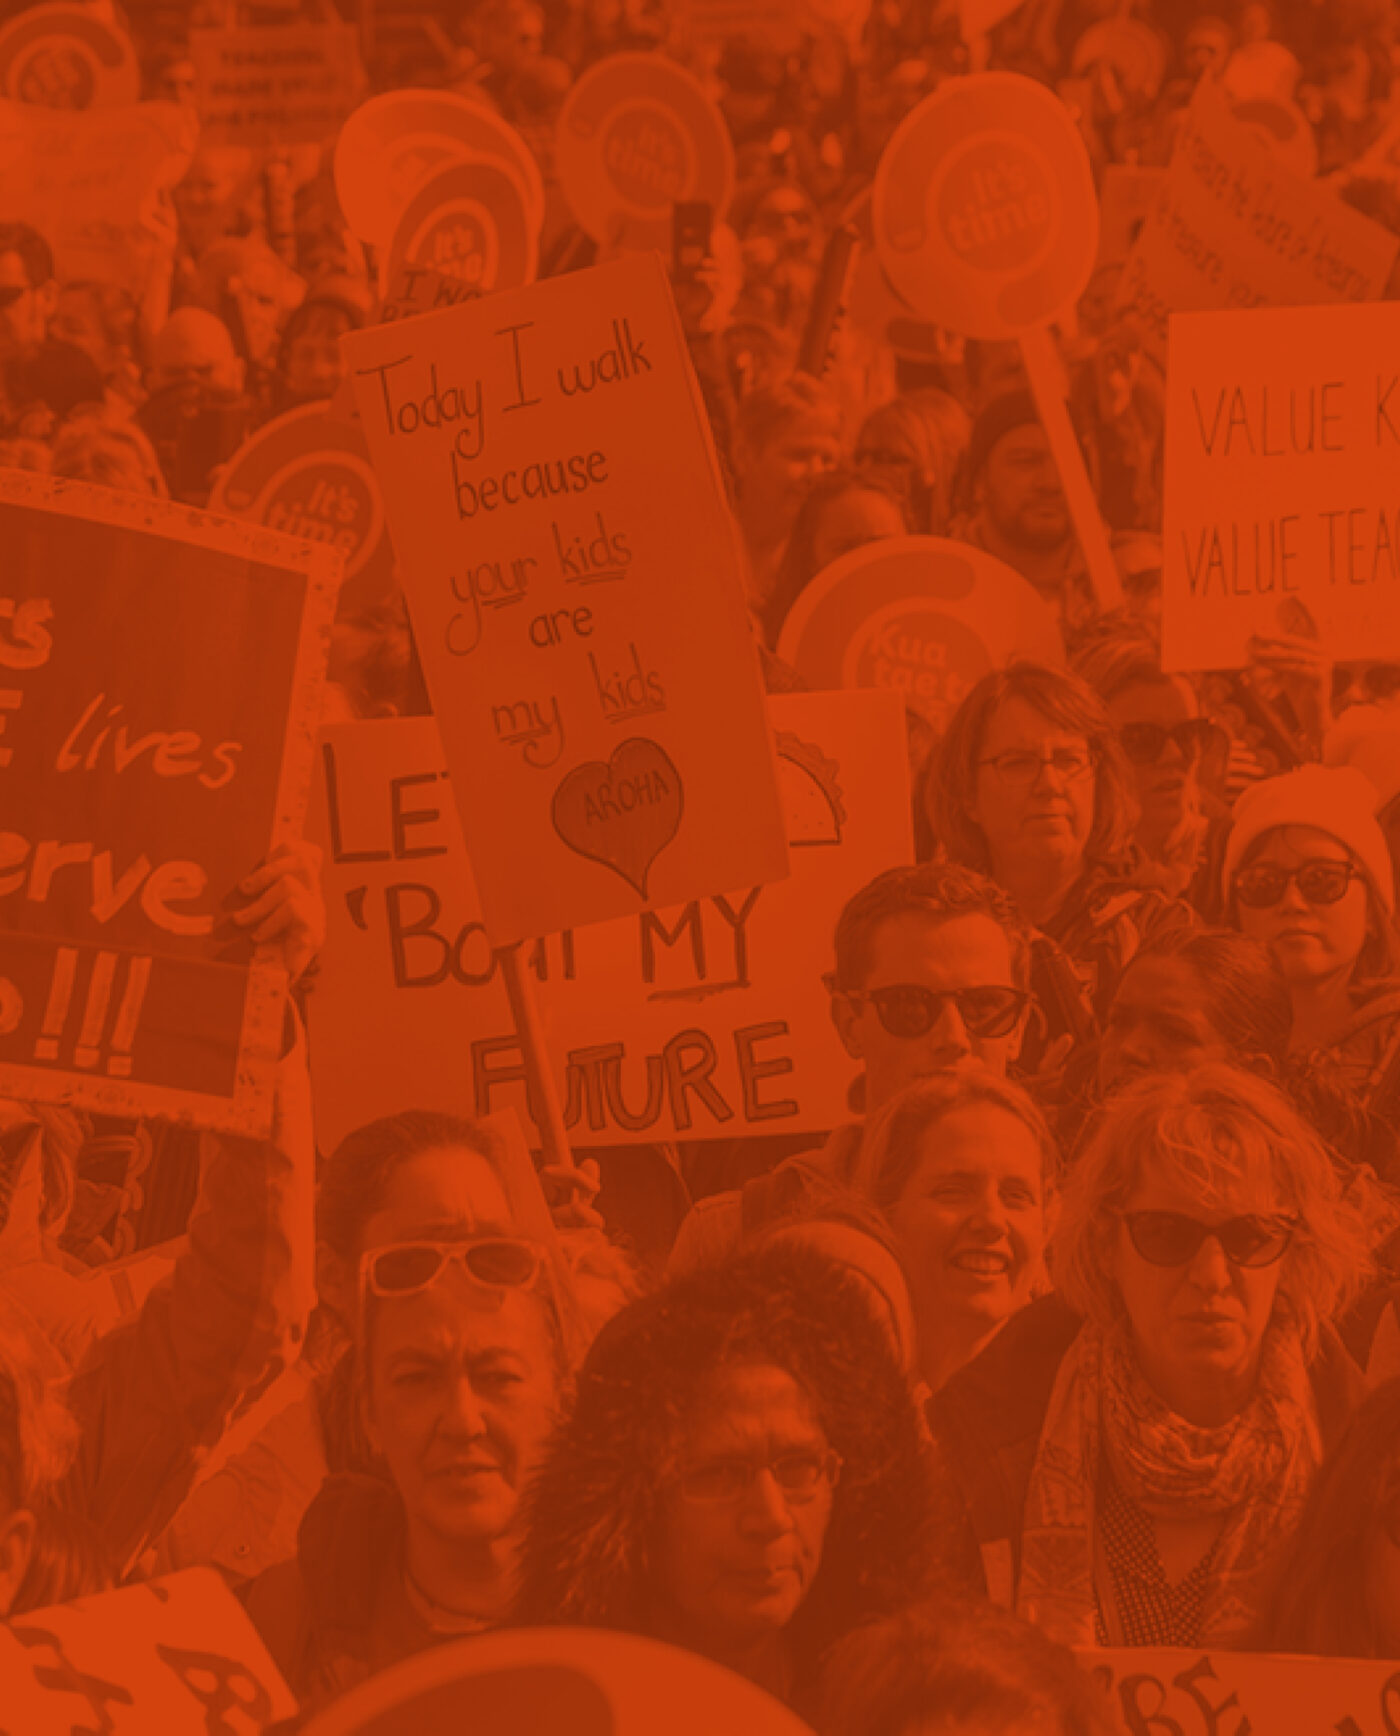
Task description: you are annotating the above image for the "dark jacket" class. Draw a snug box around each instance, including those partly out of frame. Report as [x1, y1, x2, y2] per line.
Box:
[923, 1294, 1367, 1612]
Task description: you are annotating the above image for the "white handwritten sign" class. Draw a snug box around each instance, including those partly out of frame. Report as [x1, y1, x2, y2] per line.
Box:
[1116, 77, 1398, 360]
[1162, 302, 1400, 672]
[306, 693, 911, 1152]
[342, 254, 788, 945]
[1082, 1646, 1400, 1736]
[189, 24, 366, 149]
[0, 1568, 296, 1733]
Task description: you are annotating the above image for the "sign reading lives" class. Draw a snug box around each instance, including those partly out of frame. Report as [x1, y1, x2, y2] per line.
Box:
[0, 473, 337, 1135]
[343, 253, 788, 944]
[1163, 302, 1400, 671]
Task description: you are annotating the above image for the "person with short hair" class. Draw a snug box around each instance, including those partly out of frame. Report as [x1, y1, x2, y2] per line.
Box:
[732, 374, 843, 618]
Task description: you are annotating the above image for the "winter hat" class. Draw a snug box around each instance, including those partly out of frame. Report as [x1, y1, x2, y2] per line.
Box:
[1324, 703, 1400, 812]
[1223, 763, 1395, 914]
[966, 389, 1042, 483]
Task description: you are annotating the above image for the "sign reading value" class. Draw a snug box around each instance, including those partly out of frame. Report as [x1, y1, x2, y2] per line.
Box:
[342, 253, 788, 945]
[0, 473, 337, 1135]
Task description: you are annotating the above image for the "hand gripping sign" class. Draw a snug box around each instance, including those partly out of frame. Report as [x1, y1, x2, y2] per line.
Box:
[302, 1628, 818, 1736]
[873, 72, 1122, 610]
[0, 2, 139, 108]
[555, 53, 735, 247]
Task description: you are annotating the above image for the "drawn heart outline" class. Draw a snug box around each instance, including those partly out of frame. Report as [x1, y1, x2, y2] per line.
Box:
[550, 737, 684, 899]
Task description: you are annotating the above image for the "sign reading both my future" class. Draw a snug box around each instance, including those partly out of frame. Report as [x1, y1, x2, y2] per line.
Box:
[343, 254, 788, 945]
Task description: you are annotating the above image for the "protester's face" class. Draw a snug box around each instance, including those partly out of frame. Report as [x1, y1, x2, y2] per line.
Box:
[765, 1222, 918, 1372]
[0, 251, 51, 355]
[1106, 677, 1202, 843]
[1235, 827, 1371, 988]
[1097, 958, 1232, 1094]
[741, 415, 841, 531]
[364, 1271, 559, 1547]
[890, 1104, 1046, 1340]
[833, 912, 1023, 1111]
[981, 426, 1070, 551]
[1112, 1163, 1288, 1421]
[1185, 23, 1232, 79]
[809, 487, 906, 574]
[50, 290, 117, 374]
[281, 306, 353, 405]
[149, 319, 244, 398]
[173, 155, 243, 254]
[969, 698, 1096, 876]
[657, 1364, 833, 1651]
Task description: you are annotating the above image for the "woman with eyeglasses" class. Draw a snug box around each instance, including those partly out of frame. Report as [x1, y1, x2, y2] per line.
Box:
[1224, 764, 1400, 1179]
[924, 1065, 1369, 1649]
[515, 1240, 935, 1713]
[928, 664, 1196, 1079]
[852, 1071, 1056, 1394]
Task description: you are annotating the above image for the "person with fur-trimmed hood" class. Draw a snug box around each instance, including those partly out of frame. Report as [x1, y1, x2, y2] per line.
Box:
[513, 1240, 937, 1713]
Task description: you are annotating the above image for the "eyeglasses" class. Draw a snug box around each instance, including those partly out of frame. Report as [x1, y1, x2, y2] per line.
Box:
[830, 982, 1029, 1040]
[1122, 1210, 1298, 1269]
[360, 1238, 542, 1298]
[1116, 719, 1221, 767]
[676, 1449, 842, 1505]
[1232, 861, 1358, 910]
[978, 746, 1096, 789]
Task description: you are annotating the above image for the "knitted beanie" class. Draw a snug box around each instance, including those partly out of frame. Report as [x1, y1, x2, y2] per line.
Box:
[1222, 764, 1395, 914]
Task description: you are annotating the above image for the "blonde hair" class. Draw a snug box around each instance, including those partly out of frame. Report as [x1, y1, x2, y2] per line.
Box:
[1053, 1064, 1371, 1360]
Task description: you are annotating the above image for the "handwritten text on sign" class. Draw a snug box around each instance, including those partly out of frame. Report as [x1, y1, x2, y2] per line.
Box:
[1162, 302, 1400, 671]
[306, 694, 911, 1153]
[0, 473, 336, 1134]
[342, 254, 787, 945]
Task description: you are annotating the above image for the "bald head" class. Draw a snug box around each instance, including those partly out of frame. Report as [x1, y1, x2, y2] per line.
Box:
[149, 308, 243, 396]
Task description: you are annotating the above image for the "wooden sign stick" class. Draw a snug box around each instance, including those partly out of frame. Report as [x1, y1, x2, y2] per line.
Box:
[1018, 322, 1124, 613]
[495, 942, 590, 1197]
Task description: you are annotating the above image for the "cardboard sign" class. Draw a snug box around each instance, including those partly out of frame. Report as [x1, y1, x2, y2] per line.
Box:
[873, 72, 1100, 340]
[0, 472, 337, 1135]
[555, 53, 735, 246]
[0, 1568, 296, 1733]
[677, 0, 802, 52]
[1161, 303, 1400, 673]
[335, 89, 545, 250]
[342, 253, 788, 945]
[188, 24, 366, 149]
[306, 693, 911, 1152]
[1116, 77, 1398, 361]
[383, 157, 538, 304]
[1082, 1646, 1400, 1736]
[0, 3, 138, 109]
[303, 1627, 816, 1735]
[210, 402, 397, 620]
[0, 98, 197, 299]
[776, 536, 1065, 731]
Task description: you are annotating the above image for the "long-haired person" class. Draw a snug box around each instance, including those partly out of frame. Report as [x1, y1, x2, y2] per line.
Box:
[926, 1065, 1369, 1648]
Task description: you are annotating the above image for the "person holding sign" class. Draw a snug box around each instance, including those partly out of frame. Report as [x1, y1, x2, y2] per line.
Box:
[925, 1064, 1369, 1648]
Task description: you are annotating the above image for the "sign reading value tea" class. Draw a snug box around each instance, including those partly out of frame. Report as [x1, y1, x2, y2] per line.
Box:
[0, 473, 336, 1135]
[1162, 302, 1400, 671]
[342, 254, 788, 944]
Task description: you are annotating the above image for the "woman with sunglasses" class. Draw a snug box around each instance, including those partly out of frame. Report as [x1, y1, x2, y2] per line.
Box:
[516, 1240, 935, 1713]
[853, 1071, 1056, 1395]
[928, 664, 1195, 1078]
[1224, 765, 1400, 1177]
[925, 1065, 1368, 1648]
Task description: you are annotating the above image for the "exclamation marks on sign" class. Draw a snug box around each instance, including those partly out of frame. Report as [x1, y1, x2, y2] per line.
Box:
[35, 949, 152, 1074]
[35, 946, 78, 1061]
[106, 956, 151, 1078]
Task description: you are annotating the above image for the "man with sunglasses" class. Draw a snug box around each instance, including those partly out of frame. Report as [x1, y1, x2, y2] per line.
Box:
[669, 864, 1034, 1273]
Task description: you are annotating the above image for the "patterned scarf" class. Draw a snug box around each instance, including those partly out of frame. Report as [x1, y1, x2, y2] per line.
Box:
[1016, 1320, 1321, 1647]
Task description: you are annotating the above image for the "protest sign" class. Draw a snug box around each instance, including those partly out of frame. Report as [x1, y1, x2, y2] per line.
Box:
[210, 402, 397, 619]
[1161, 302, 1400, 673]
[0, 472, 337, 1135]
[188, 24, 366, 149]
[1082, 1645, 1400, 1736]
[342, 252, 788, 945]
[676, 0, 802, 53]
[0, 3, 138, 109]
[555, 53, 735, 246]
[335, 89, 545, 249]
[304, 1627, 816, 1736]
[0, 1568, 295, 1734]
[1116, 76, 1398, 361]
[776, 536, 1065, 732]
[0, 98, 197, 299]
[382, 157, 538, 304]
[306, 692, 910, 1152]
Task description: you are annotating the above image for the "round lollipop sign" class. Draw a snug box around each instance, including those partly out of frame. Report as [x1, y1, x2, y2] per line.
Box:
[383, 157, 538, 299]
[0, 3, 139, 109]
[874, 73, 1099, 341]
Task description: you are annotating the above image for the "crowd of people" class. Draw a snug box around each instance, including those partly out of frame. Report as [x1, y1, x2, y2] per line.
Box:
[6, 0, 1400, 1728]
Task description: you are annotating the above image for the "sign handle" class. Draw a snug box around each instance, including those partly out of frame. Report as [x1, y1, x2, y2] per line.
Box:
[1018, 322, 1124, 613]
[495, 942, 589, 1195]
